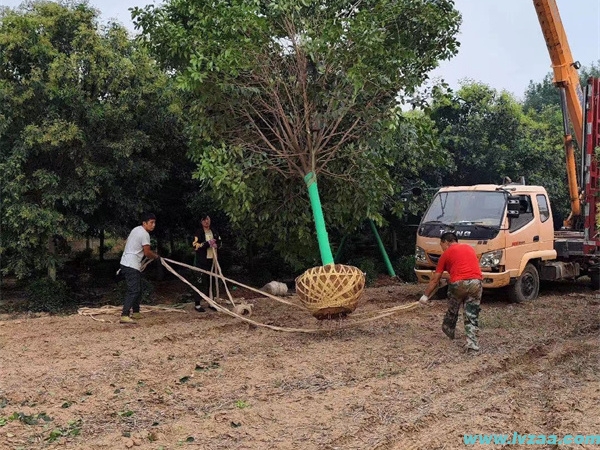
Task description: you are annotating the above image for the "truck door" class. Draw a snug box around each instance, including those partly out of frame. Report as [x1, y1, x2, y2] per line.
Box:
[535, 194, 554, 250]
[504, 195, 541, 276]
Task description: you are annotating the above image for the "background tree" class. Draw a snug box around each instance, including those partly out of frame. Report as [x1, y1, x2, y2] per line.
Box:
[523, 62, 600, 113]
[431, 82, 534, 184]
[0, 1, 187, 278]
[133, 0, 461, 268]
[429, 81, 569, 217]
[520, 63, 600, 217]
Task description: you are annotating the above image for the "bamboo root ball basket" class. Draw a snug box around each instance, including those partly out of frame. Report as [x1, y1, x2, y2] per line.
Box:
[295, 264, 366, 319]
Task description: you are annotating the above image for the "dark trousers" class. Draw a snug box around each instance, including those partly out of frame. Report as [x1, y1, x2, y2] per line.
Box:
[121, 265, 142, 316]
[195, 259, 213, 306]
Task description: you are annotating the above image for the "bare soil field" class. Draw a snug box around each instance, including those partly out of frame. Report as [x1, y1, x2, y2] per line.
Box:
[1, 278, 600, 450]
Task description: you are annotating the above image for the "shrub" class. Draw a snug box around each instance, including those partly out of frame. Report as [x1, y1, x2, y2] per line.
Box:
[27, 278, 76, 314]
[71, 248, 94, 263]
[395, 255, 417, 283]
[349, 257, 378, 287]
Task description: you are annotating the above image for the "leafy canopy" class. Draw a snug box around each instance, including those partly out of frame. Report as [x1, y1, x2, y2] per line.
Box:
[133, 0, 461, 266]
[429, 81, 570, 216]
[0, 1, 185, 277]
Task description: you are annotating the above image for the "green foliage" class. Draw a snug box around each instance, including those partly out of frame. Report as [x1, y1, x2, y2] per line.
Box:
[394, 255, 417, 283]
[235, 400, 249, 409]
[348, 256, 378, 287]
[133, 0, 461, 268]
[26, 278, 75, 313]
[520, 62, 600, 217]
[46, 419, 82, 443]
[523, 73, 558, 114]
[431, 82, 521, 185]
[8, 411, 53, 425]
[386, 110, 451, 220]
[524, 63, 600, 113]
[0, 2, 188, 278]
[428, 82, 564, 209]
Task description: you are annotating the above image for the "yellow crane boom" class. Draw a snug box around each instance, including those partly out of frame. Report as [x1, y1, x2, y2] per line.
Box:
[533, 0, 583, 221]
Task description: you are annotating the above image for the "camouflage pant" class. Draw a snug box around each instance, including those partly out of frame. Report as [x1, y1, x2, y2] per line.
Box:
[443, 279, 482, 350]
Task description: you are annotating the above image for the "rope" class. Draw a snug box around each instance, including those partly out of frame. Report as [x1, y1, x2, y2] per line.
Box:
[77, 304, 187, 323]
[160, 257, 420, 333]
[164, 257, 306, 310]
[82, 255, 422, 332]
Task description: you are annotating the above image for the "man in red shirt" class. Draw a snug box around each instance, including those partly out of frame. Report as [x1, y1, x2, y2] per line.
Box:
[420, 232, 483, 352]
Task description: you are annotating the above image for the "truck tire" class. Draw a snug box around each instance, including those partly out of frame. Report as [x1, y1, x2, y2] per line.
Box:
[509, 263, 539, 303]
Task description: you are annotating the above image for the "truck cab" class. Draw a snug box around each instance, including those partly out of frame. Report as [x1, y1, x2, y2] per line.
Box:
[414, 183, 584, 302]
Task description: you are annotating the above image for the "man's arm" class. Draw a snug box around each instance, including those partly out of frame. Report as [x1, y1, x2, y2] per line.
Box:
[423, 272, 443, 298]
[143, 244, 159, 260]
[420, 252, 447, 304]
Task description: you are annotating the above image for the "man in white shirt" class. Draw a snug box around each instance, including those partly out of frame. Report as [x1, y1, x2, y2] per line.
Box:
[119, 213, 159, 323]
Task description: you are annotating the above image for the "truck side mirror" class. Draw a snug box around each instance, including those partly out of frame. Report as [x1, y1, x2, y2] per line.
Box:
[507, 196, 520, 217]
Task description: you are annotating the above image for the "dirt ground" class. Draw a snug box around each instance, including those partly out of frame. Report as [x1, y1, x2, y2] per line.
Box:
[1, 276, 600, 450]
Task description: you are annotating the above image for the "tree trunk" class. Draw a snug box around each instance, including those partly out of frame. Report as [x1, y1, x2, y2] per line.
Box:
[169, 230, 175, 255]
[47, 236, 56, 281]
[304, 172, 334, 266]
[99, 229, 105, 261]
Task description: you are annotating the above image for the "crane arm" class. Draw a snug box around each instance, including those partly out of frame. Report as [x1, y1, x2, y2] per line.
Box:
[533, 0, 584, 143]
[533, 0, 583, 222]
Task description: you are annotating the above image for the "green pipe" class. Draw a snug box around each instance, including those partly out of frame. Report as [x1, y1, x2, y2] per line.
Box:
[334, 234, 349, 263]
[369, 219, 396, 277]
[304, 172, 334, 266]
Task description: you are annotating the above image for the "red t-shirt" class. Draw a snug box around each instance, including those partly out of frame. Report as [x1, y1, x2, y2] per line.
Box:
[435, 243, 482, 283]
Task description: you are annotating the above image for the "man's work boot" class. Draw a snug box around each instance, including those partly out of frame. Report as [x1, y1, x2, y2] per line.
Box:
[194, 304, 206, 313]
[120, 316, 137, 324]
[131, 312, 142, 320]
[442, 323, 455, 340]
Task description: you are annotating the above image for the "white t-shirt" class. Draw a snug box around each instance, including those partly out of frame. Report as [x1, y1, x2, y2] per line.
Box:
[120, 225, 151, 271]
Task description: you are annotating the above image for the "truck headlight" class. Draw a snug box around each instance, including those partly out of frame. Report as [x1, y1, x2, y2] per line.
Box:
[480, 250, 502, 268]
[415, 246, 427, 263]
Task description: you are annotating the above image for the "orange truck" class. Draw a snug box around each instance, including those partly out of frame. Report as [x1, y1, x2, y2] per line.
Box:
[414, 0, 600, 302]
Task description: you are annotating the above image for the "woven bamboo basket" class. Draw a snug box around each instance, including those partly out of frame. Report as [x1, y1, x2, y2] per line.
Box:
[295, 264, 366, 319]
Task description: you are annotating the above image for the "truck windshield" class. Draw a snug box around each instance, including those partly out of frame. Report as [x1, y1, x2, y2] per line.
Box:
[422, 191, 505, 227]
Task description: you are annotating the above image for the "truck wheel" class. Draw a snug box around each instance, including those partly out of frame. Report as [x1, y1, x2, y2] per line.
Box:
[509, 263, 539, 303]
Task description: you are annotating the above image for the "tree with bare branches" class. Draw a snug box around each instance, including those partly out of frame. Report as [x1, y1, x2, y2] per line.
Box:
[133, 0, 460, 266]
